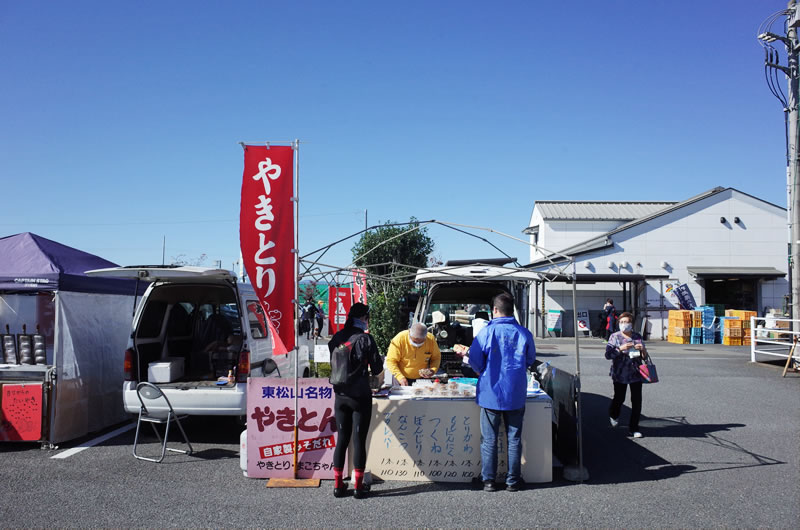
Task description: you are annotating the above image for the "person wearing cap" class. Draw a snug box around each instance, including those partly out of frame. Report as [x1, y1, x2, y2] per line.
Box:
[327, 302, 383, 499]
[385, 322, 441, 386]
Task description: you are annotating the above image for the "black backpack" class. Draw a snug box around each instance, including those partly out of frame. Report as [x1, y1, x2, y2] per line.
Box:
[329, 333, 367, 386]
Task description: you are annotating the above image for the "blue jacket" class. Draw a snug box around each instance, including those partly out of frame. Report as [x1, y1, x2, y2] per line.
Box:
[468, 316, 536, 411]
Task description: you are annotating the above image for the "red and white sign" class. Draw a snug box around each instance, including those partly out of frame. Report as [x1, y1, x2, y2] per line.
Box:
[240, 145, 295, 355]
[577, 309, 590, 333]
[328, 286, 352, 335]
[0, 383, 43, 441]
[246, 378, 339, 479]
[352, 269, 367, 305]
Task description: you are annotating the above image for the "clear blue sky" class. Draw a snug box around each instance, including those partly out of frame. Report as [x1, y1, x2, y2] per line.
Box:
[0, 1, 792, 275]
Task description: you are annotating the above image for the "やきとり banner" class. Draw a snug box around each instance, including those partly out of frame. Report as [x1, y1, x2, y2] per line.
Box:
[240, 145, 295, 354]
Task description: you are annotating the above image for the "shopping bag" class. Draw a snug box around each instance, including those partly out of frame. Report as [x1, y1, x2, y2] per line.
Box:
[638, 358, 659, 384]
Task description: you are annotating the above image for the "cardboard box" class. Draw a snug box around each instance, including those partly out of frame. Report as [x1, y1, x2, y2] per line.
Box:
[148, 358, 185, 383]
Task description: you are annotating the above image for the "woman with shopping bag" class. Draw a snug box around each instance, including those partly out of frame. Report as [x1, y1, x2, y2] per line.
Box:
[605, 312, 648, 439]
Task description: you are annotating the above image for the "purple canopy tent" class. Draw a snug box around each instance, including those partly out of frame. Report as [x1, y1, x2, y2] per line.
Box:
[0, 233, 140, 445]
[0, 232, 136, 295]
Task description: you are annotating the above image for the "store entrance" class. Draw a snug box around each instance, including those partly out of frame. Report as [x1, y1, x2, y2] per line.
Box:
[703, 278, 758, 310]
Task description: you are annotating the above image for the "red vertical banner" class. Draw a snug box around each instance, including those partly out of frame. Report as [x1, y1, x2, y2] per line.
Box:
[328, 287, 352, 336]
[240, 145, 296, 355]
[352, 269, 367, 305]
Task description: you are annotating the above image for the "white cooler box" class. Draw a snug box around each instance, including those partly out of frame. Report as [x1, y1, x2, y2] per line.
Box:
[148, 358, 185, 383]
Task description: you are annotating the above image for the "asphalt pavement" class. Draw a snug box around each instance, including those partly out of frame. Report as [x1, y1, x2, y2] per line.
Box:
[1, 337, 798, 528]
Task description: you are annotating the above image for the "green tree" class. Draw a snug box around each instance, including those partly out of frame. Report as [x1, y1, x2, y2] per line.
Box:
[351, 219, 434, 353]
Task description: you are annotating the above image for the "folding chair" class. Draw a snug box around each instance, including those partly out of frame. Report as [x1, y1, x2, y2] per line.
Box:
[133, 382, 193, 463]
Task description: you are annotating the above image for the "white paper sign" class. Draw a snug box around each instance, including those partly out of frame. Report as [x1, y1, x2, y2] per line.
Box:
[546, 310, 562, 332]
[314, 345, 330, 363]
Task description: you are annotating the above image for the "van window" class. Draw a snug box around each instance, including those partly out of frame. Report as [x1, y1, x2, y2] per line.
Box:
[221, 302, 242, 334]
[246, 301, 269, 339]
[138, 300, 167, 338]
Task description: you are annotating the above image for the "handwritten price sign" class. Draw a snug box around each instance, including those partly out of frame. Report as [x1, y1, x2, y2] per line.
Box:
[0, 383, 43, 441]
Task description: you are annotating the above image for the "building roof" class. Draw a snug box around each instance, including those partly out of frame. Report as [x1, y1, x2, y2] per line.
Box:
[531, 201, 676, 221]
[525, 187, 786, 269]
[687, 266, 785, 279]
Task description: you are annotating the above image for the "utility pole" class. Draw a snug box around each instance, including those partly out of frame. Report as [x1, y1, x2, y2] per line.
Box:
[790, 3, 800, 332]
[759, 1, 800, 331]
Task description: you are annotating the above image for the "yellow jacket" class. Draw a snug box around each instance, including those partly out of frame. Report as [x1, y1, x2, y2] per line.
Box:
[386, 330, 441, 382]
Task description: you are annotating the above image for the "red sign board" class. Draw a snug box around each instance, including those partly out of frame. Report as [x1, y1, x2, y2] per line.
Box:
[328, 287, 352, 335]
[0, 383, 43, 441]
[239, 145, 295, 355]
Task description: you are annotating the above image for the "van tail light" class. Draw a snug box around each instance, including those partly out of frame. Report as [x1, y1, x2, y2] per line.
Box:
[237, 350, 251, 382]
[123, 348, 135, 381]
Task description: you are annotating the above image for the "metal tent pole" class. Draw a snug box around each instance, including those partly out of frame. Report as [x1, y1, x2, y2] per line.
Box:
[293, 139, 300, 479]
[564, 260, 589, 481]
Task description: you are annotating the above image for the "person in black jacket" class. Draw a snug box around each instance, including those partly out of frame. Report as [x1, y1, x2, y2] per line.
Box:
[327, 302, 383, 499]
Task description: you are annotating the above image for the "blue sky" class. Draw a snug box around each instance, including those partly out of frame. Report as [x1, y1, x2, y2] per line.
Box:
[0, 1, 792, 276]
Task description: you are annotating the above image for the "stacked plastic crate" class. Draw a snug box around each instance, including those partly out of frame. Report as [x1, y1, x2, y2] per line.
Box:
[667, 310, 692, 344]
[725, 310, 756, 345]
[722, 317, 743, 345]
[690, 310, 703, 344]
[696, 305, 716, 343]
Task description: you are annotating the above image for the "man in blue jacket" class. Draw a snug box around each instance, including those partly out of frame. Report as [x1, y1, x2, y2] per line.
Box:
[468, 292, 536, 492]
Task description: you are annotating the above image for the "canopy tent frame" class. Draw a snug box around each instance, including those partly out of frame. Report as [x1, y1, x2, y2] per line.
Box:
[297, 220, 589, 482]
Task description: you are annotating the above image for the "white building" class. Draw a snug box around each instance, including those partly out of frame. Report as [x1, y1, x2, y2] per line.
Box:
[523, 187, 789, 339]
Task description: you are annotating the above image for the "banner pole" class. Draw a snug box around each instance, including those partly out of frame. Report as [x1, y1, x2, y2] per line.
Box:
[293, 138, 300, 479]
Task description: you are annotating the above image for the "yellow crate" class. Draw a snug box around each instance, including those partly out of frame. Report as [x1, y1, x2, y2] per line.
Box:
[670, 327, 691, 337]
[724, 318, 743, 328]
[723, 336, 742, 346]
[724, 327, 742, 337]
[668, 336, 691, 344]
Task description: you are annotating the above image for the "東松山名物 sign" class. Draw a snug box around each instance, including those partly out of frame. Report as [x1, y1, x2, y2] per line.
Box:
[246, 378, 340, 479]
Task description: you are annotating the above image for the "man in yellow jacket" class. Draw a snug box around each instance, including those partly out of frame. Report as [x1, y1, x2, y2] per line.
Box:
[386, 322, 441, 386]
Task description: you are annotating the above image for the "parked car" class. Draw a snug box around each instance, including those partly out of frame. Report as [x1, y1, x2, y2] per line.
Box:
[86, 266, 309, 419]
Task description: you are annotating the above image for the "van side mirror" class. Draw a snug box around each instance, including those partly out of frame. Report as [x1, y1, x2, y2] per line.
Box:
[263, 358, 279, 375]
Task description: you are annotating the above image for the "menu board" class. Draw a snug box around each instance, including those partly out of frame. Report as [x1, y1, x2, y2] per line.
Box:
[366, 396, 553, 483]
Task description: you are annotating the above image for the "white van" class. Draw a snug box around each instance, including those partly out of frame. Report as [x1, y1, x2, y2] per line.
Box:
[87, 266, 309, 418]
[413, 262, 539, 374]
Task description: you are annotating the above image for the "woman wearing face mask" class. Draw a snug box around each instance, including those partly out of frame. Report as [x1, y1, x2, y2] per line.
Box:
[604, 312, 647, 438]
[327, 303, 384, 498]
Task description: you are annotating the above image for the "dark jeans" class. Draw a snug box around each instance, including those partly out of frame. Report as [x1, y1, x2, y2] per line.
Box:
[332, 393, 372, 470]
[479, 407, 525, 486]
[609, 381, 642, 433]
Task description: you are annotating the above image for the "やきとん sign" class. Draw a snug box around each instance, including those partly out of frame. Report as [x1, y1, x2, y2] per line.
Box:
[246, 378, 340, 479]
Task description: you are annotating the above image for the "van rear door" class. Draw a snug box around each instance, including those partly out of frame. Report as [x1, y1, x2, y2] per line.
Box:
[86, 265, 235, 283]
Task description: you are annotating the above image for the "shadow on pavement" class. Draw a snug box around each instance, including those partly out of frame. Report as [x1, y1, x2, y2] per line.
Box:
[580, 392, 783, 484]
